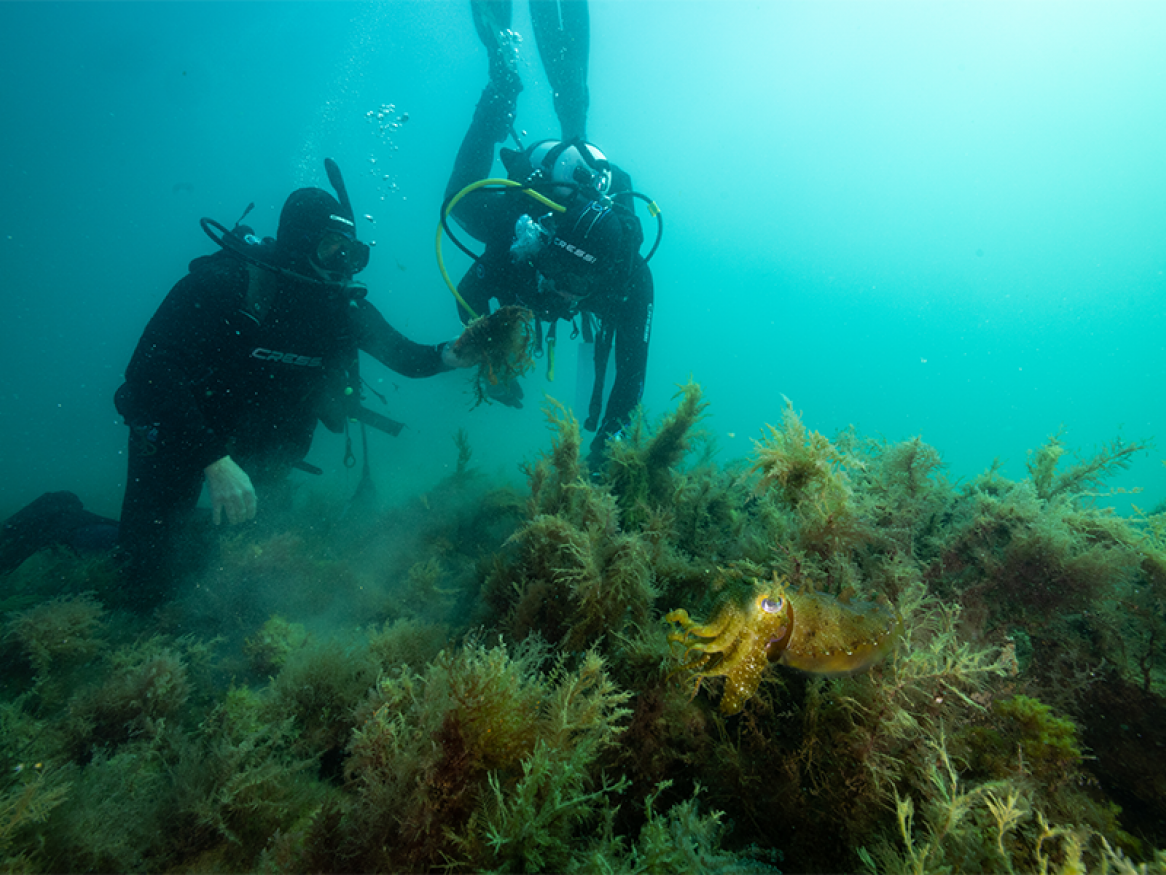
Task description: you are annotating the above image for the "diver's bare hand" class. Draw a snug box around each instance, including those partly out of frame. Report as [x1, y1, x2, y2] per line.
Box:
[204, 456, 257, 525]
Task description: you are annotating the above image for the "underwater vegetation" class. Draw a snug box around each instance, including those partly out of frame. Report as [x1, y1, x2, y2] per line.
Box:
[449, 304, 537, 408]
[2, 384, 1166, 872]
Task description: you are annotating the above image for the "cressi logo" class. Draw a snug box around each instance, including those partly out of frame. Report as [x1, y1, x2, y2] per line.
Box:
[551, 236, 598, 264]
[250, 348, 323, 367]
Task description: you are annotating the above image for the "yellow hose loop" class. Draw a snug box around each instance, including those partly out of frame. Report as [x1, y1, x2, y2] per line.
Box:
[436, 178, 567, 321]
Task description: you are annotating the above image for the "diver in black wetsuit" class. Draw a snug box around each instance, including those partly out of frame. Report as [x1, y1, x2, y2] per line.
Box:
[113, 160, 472, 608]
[444, 0, 658, 469]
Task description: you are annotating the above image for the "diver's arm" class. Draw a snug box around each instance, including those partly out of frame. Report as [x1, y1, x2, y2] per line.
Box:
[119, 271, 237, 471]
[444, 82, 520, 242]
[352, 298, 451, 377]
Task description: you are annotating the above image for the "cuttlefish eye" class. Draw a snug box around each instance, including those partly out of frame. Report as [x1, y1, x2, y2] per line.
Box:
[761, 596, 783, 614]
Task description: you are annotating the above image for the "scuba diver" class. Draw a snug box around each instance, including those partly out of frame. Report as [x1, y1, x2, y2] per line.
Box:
[112, 159, 474, 610]
[442, 0, 661, 469]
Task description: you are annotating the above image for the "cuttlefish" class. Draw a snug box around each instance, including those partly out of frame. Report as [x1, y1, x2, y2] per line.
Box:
[665, 572, 899, 714]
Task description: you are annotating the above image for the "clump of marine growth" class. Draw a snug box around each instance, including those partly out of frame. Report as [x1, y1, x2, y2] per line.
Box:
[0, 384, 1163, 873]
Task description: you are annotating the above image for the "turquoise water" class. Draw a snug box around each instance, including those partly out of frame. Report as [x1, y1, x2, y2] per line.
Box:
[1, 0, 1164, 519]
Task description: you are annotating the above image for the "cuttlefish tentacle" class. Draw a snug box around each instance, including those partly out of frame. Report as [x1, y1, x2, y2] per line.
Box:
[666, 586, 794, 715]
[665, 573, 898, 715]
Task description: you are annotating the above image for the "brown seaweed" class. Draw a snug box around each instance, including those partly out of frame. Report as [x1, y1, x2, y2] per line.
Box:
[450, 305, 536, 407]
[1, 388, 1164, 873]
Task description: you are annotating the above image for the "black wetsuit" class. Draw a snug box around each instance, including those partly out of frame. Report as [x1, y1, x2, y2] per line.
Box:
[114, 249, 449, 597]
[446, 87, 654, 460]
[0, 491, 118, 576]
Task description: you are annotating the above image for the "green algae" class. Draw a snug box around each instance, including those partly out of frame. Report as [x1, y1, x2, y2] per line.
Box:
[0, 390, 1164, 873]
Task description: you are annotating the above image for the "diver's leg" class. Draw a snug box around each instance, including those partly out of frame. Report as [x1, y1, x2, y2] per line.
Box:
[0, 492, 80, 573]
[472, 0, 518, 85]
[445, 78, 519, 201]
[115, 428, 205, 609]
[587, 269, 652, 469]
[529, 0, 590, 141]
[468, 0, 522, 142]
[445, 4, 525, 240]
[443, 83, 521, 241]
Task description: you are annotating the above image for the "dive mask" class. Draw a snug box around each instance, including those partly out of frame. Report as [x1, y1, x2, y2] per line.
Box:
[312, 230, 370, 278]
